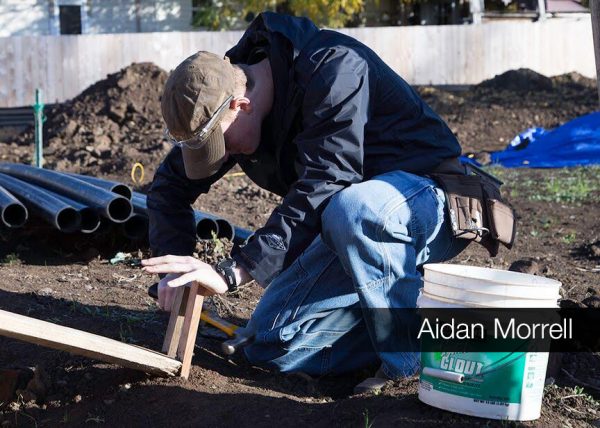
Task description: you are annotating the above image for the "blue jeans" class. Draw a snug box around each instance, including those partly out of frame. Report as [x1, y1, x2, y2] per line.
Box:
[243, 170, 468, 378]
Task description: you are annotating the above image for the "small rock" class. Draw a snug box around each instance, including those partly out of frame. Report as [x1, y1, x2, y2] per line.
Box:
[103, 398, 115, 405]
[61, 120, 79, 138]
[108, 104, 127, 123]
[73, 394, 82, 403]
[508, 259, 541, 275]
[119, 383, 131, 391]
[47, 400, 61, 408]
[16, 388, 36, 402]
[38, 287, 53, 296]
[93, 135, 112, 158]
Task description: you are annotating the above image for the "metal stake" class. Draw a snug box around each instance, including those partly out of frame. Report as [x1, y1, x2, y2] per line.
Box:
[33, 89, 44, 168]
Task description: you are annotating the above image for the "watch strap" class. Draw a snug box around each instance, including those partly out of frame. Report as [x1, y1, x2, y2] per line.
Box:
[215, 259, 238, 292]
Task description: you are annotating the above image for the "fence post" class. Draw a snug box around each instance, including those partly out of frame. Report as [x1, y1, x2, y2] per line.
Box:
[591, 0, 600, 107]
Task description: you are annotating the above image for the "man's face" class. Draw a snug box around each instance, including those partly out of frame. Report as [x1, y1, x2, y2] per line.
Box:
[220, 102, 261, 158]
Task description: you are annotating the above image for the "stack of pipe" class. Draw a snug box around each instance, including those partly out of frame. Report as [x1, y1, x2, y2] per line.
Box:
[0, 163, 252, 244]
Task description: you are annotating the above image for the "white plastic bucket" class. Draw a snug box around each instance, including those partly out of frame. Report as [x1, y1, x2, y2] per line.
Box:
[417, 263, 561, 421]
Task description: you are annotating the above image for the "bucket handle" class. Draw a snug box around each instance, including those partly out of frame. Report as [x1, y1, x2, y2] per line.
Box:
[422, 367, 464, 383]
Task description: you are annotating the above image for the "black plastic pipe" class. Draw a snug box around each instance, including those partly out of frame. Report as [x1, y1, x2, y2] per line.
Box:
[0, 163, 132, 223]
[193, 211, 220, 240]
[45, 190, 101, 234]
[134, 192, 219, 240]
[133, 191, 251, 242]
[196, 211, 253, 243]
[0, 185, 28, 228]
[0, 173, 80, 232]
[121, 214, 149, 240]
[233, 227, 253, 245]
[66, 173, 132, 199]
[131, 192, 148, 216]
[198, 212, 235, 241]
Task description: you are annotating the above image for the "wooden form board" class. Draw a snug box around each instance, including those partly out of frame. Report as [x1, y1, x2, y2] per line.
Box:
[0, 309, 181, 377]
[162, 284, 204, 379]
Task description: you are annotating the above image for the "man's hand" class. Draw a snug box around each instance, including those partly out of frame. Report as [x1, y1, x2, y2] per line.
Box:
[157, 273, 181, 311]
[142, 255, 229, 298]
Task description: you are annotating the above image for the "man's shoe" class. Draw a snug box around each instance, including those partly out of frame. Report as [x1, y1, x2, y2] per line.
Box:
[353, 366, 390, 394]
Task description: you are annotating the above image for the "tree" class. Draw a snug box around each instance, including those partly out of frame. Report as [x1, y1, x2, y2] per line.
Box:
[191, 0, 365, 30]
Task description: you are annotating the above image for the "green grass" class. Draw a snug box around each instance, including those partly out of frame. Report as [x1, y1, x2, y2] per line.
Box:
[533, 175, 594, 203]
[562, 232, 577, 244]
[1, 252, 20, 265]
[483, 166, 600, 204]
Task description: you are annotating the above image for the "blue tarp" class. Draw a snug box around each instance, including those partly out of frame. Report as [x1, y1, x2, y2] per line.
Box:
[485, 112, 600, 168]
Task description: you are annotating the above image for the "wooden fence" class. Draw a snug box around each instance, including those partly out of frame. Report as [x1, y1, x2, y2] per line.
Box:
[0, 18, 594, 107]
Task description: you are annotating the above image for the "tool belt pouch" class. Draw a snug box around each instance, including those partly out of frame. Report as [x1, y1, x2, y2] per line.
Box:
[484, 188, 516, 249]
[431, 173, 516, 251]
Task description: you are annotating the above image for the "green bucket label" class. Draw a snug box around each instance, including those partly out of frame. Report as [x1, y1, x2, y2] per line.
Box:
[421, 352, 527, 404]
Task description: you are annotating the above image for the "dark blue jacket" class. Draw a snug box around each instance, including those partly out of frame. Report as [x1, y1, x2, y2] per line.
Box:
[148, 12, 462, 286]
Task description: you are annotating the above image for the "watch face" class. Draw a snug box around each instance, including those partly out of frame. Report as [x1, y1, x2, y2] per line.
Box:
[219, 258, 236, 269]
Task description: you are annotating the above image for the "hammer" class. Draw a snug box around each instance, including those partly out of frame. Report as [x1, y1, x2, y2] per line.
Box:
[147, 283, 253, 355]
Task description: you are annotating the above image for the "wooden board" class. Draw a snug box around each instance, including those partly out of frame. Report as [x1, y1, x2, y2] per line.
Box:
[176, 283, 204, 379]
[162, 286, 189, 357]
[0, 309, 181, 377]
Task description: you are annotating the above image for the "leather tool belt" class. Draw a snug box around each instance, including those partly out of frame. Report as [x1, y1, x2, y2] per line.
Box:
[429, 159, 516, 257]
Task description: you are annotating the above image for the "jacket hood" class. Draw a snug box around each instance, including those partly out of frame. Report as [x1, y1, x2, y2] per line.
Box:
[226, 12, 320, 63]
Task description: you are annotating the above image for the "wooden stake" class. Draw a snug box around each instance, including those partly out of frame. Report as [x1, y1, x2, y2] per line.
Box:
[176, 283, 204, 379]
[161, 286, 189, 357]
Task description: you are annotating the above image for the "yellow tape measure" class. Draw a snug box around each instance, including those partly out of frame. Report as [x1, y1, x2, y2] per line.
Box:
[223, 172, 246, 179]
[131, 162, 145, 185]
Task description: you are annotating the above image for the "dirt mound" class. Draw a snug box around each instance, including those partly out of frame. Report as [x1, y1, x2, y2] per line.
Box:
[476, 68, 554, 92]
[4, 63, 171, 177]
[418, 70, 597, 153]
[551, 71, 597, 90]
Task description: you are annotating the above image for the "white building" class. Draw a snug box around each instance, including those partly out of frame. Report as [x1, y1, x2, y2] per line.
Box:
[0, 0, 196, 36]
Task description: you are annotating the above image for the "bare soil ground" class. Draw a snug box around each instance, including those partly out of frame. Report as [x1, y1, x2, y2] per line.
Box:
[0, 65, 599, 427]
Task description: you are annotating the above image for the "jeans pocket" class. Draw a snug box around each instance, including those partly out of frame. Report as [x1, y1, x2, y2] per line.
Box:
[407, 186, 445, 236]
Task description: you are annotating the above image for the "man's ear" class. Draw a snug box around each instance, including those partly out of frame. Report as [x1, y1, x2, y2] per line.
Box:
[231, 97, 252, 113]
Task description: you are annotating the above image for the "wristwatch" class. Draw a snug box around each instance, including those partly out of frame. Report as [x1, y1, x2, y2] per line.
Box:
[214, 258, 238, 293]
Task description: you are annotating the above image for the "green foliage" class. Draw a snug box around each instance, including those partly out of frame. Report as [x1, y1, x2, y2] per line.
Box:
[487, 167, 600, 204]
[363, 409, 373, 428]
[191, 0, 247, 30]
[562, 232, 577, 244]
[192, 0, 365, 30]
[531, 174, 595, 203]
[211, 230, 226, 259]
[1, 252, 20, 265]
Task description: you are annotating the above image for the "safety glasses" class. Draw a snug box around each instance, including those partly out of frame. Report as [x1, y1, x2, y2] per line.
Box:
[164, 95, 233, 150]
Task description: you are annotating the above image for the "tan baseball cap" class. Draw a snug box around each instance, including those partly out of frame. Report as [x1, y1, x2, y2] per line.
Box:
[161, 51, 236, 179]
